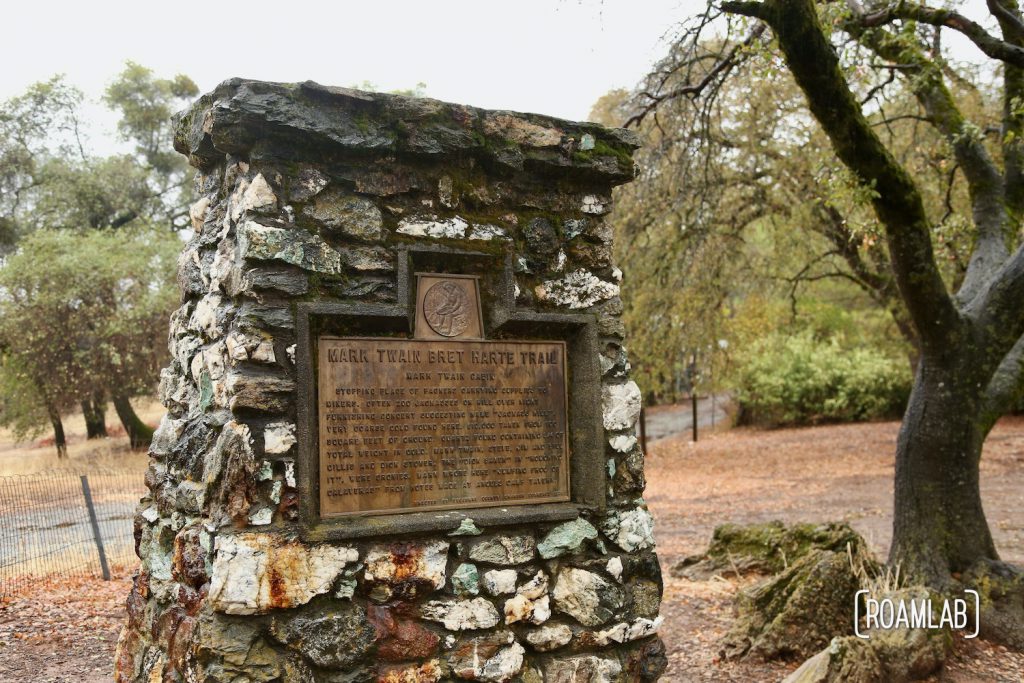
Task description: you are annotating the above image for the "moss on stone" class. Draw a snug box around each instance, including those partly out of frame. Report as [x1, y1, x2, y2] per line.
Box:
[723, 549, 864, 661]
[572, 139, 635, 174]
[674, 521, 869, 579]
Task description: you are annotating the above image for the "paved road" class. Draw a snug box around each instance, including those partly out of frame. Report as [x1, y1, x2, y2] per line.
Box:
[641, 395, 731, 444]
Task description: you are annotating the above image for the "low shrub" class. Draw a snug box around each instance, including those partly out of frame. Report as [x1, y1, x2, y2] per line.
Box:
[732, 331, 911, 426]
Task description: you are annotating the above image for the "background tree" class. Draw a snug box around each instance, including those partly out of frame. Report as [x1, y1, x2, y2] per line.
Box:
[594, 31, 990, 403]
[0, 64, 195, 444]
[627, 0, 1024, 635]
[0, 229, 179, 455]
[0, 77, 88, 252]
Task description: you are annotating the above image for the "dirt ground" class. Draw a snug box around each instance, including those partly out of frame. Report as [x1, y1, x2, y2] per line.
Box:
[647, 418, 1024, 682]
[0, 571, 131, 683]
[1, 419, 1023, 681]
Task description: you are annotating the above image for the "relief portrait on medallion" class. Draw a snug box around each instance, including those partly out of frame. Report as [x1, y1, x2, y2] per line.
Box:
[423, 280, 471, 337]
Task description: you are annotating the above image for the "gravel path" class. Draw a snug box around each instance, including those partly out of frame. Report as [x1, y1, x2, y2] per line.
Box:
[641, 395, 731, 444]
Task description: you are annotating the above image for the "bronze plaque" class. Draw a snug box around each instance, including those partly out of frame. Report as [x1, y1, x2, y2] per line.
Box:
[317, 337, 570, 517]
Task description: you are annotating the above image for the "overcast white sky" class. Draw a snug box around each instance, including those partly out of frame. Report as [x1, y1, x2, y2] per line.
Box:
[2, 0, 997, 155]
[2, 0, 705, 153]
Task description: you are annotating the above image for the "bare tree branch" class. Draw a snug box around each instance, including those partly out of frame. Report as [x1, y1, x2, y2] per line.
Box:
[858, 2, 1024, 68]
[987, 0, 1024, 42]
[990, 0, 1024, 221]
[626, 23, 767, 128]
[843, 8, 1011, 304]
[981, 331, 1024, 433]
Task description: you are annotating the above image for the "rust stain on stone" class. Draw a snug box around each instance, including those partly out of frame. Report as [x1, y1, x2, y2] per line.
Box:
[368, 604, 440, 662]
[172, 525, 208, 589]
[278, 490, 299, 520]
[168, 615, 196, 678]
[267, 566, 287, 608]
[388, 544, 422, 583]
[177, 584, 206, 616]
[125, 571, 151, 631]
[266, 546, 314, 609]
[113, 628, 142, 683]
[625, 636, 668, 681]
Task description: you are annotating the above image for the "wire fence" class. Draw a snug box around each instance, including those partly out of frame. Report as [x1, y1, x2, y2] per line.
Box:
[0, 468, 145, 597]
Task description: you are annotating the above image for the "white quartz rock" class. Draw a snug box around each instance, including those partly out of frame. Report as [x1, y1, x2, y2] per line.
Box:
[421, 597, 501, 630]
[536, 270, 619, 310]
[397, 215, 468, 238]
[483, 569, 518, 596]
[601, 507, 656, 552]
[264, 422, 297, 454]
[525, 623, 573, 652]
[602, 381, 641, 431]
[208, 534, 357, 614]
[364, 540, 449, 590]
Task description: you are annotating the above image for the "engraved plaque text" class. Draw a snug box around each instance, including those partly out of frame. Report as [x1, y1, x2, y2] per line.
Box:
[317, 337, 570, 517]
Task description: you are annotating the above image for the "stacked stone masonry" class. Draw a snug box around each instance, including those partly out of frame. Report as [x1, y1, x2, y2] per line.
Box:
[116, 79, 666, 683]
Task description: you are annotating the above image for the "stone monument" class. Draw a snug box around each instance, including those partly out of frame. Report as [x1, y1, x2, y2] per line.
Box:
[116, 79, 665, 683]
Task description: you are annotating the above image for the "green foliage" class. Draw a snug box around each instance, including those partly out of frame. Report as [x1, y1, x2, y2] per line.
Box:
[0, 354, 49, 440]
[31, 155, 155, 230]
[104, 61, 198, 175]
[591, 28, 988, 406]
[0, 76, 87, 251]
[0, 65, 199, 247]
[0, 65, 195, 445]
[0, 228, 179, 435]
[732, 330, 911, 427]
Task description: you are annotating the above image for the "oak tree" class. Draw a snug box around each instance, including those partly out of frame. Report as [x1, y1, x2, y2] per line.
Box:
[632, 0, 1024, 621]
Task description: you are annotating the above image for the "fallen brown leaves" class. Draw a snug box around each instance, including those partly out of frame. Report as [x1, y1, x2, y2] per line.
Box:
[0, 420, 1021, 681]
[0, 570, 132, 682]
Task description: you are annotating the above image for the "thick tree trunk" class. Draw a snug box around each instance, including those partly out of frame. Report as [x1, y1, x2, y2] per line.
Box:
[81, 395, 108, 439]
[46, 403, 68, 460]
[112, 394, 153, 450]
[889, 361, 999, 585]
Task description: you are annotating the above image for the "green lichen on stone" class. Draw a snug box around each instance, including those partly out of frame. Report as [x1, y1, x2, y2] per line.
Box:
[173, 79, 638, 183]
[780, 587, 949, 682]
[962, 561, 1024, 650]
[256, 460, 273, 481]
[723, 549, 865, 661]
[451, 563, 480, 596]
[198, 370, 214, 412]
[538, 518, 600, 559]
[335, 577, 357, 600]
[572, 138, 635, 174]
[449, 518, 483, 536]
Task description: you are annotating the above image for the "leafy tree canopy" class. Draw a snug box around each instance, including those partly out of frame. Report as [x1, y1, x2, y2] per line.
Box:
[0, 63, 196, 452]
[0, 228, 179, 445]
[616, 0, 1024, 632]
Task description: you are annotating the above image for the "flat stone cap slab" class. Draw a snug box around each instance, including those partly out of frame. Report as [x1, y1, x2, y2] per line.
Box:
[173, 78, 639, 183]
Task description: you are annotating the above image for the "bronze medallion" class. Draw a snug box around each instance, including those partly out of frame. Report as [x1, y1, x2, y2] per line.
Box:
[423, 281, 471, 337]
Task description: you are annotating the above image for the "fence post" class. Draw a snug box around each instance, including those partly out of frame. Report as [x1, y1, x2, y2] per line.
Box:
[80, 475, 110, 581]
[638, 405, 648, 454]
[691, 392, 699, 442]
